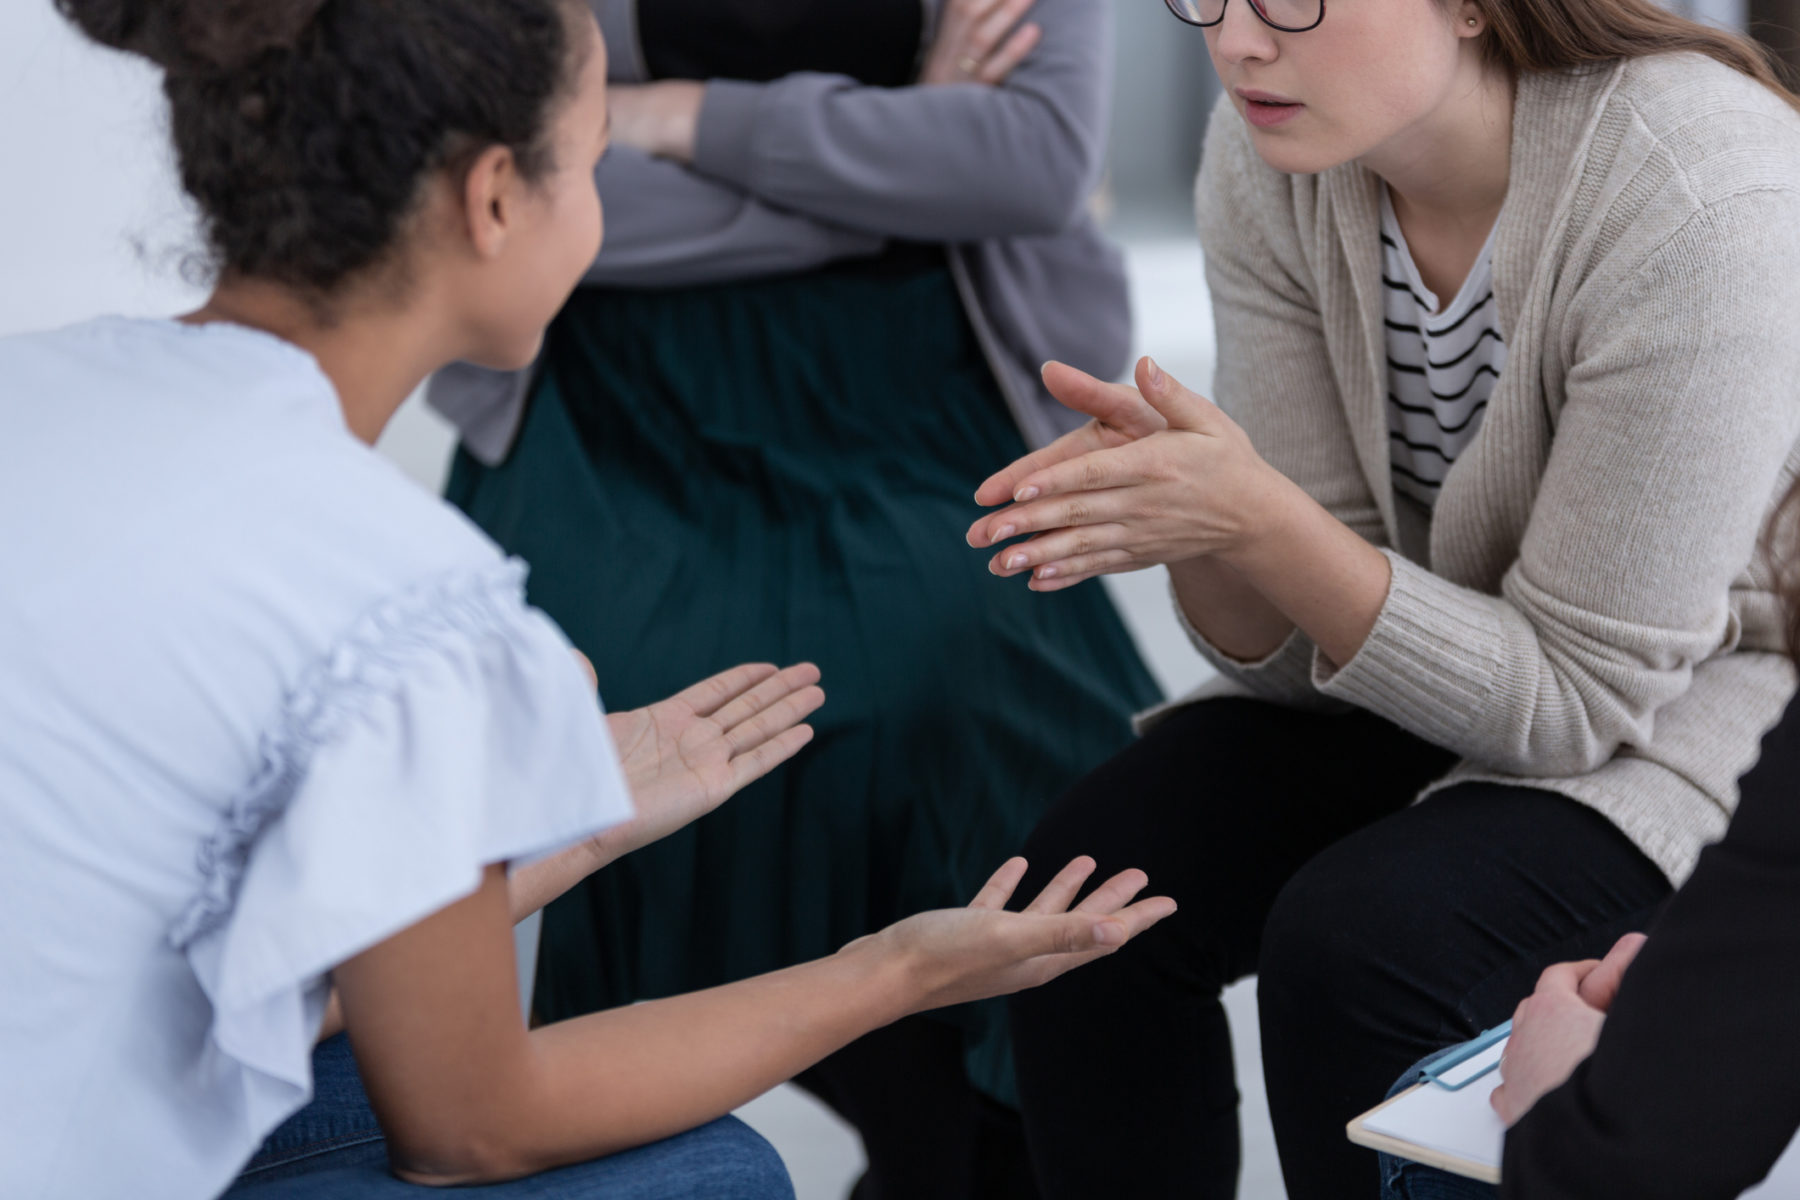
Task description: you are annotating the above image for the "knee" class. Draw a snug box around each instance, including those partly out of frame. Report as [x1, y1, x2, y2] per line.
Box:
[1258, 850, 1421, 1030]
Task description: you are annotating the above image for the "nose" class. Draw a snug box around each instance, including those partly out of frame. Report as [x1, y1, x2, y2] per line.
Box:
[1207, 0, 1280, 67]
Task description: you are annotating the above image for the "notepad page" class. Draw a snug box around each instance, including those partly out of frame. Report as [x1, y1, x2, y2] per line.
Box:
[1361, 1070, 1506, 1171]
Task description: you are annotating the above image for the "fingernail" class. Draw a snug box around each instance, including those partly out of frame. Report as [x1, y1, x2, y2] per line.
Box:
[1145, 356, 1165, 390]
[989, 523, 1016, 546]
[1036, 565, 1058, 580]
[1006, 553, 1028, 570]
[1015, 486, 1039, 502]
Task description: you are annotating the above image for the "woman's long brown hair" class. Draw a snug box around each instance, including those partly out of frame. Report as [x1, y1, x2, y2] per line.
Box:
[1474, 0, 1800, 110]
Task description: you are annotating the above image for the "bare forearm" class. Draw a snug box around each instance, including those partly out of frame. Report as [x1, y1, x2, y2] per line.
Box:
[496, 943, 911, 1175]
[1220, 472, 1391, 670]
[1170, 556, 1295, 663]
[506, 839, 617, 924]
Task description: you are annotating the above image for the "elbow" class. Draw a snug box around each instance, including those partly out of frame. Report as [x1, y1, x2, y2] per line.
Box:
[388, 1132, 542, 1188]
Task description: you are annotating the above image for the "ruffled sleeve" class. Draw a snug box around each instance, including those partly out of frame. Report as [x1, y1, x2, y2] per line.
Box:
[171, 560, 632, 1133]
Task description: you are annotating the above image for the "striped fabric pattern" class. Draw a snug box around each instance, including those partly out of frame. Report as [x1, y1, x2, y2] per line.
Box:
[1381, 189, 1507, 507]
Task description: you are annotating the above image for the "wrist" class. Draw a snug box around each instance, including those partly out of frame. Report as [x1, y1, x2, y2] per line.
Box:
[1216, 464, 1309, 577]
[652, 80, 704, 163]
[837, 927, 931, 1024]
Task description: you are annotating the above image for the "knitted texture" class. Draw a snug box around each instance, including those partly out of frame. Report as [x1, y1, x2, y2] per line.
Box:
[1186, 55, 1800, 883]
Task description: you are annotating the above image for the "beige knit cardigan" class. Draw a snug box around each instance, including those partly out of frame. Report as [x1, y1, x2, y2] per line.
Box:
[1173, 54, 1800, 883]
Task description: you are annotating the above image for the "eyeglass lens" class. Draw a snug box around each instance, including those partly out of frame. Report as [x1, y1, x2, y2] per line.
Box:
[1164, 0, 1324, 32]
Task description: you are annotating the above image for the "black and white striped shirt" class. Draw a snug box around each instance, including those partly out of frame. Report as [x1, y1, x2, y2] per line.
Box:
[1382, 190, 1506, 508]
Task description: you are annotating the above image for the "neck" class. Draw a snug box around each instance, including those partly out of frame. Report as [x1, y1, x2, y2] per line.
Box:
[1362, 62, 1515, 234]
[182, 274, 447, 445]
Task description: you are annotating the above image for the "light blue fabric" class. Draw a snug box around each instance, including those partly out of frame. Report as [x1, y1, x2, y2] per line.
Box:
[0, 318, 634, 1200]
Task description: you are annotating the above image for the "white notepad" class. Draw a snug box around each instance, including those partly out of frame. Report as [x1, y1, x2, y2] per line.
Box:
[1348, 1034, 1800, 1193]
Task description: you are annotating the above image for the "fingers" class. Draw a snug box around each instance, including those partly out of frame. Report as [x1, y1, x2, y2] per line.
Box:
[970, 0, 1038, 60]
[1533, 959, 1601, 1000]
[709, 662, 823, 732]
[990, 524, 1133, 577]
[676, 662, 782, 719]
[1042, 361, 1170, 439]
[722, 681, 827, 757]
[1028, 549, 1138, 592]
[1577, 932, 1647, 1012]
[969, 856, 1031, 910]
[977, 20, 1041, 83]
[1133, 356, 1222, 433]
[974, 466, 1141, 553]
[1072, 867, 1151, 916]
[1021, 856, 1099, 914]
[724, 723, 816, 794]
[971, 422, 1111, 512]
[1018, 894, 1177, 968]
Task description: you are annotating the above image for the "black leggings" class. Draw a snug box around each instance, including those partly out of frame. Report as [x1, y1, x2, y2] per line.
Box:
[1008, 699, 1672, 1200]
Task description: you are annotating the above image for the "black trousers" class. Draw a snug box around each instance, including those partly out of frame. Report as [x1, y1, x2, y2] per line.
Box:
[1008, 699, 1672, 1200]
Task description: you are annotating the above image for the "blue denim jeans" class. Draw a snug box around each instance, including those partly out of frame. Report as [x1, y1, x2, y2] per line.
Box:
[224, 1035, 794, 1199]
[1376, 1047, 1502, 1200]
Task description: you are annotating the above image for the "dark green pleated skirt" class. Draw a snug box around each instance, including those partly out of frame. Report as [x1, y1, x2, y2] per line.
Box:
[446, 249, 1161, 1104]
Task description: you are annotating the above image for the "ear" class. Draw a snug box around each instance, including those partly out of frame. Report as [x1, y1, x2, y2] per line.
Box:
[460, 144, 521, 262]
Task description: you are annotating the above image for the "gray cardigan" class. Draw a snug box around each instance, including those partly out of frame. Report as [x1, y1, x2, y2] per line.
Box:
[428, 0, 1126, 461]
[1170, 56, 1800, 884]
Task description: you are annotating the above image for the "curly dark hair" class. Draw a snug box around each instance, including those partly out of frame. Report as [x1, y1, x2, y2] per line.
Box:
[57, 0, 590, 297]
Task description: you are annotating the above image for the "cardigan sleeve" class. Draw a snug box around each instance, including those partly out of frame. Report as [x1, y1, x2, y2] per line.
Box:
[1500, 696, 1800, 1199]
[580, 145, 885, 287]
[1189, 102, 1388, 708]
[1315, 187, 1800, 776]
[685, 0, 1110, 240]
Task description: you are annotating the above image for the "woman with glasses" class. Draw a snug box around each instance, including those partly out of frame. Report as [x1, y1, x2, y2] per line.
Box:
[423, 0, 1159, 1196]
[962, 0, 1800, 1196]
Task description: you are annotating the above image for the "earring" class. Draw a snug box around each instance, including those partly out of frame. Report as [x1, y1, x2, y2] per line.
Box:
[1466, 15, 1478, 24]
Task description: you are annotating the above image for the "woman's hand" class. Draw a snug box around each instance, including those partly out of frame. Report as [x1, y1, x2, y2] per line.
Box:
[1491, 933, 1647, 1125]
[607, 81, 707, 163]
[596, 661, 824, 862]
[919, 0, 1043, 86]
[854, 855, 1177, 1012]
[966, 357, 1289, 592]
[505, 659, 822, 923]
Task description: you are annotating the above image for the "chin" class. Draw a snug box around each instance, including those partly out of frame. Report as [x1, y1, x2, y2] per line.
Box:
[464, 328, 547, 373]
[1246, 128, 1348, 177]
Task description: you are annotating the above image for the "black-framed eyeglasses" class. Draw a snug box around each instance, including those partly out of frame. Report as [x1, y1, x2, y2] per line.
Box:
[1164, 0, 1326, 33]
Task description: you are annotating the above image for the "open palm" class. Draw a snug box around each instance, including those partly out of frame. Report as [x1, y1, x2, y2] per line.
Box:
[591, 662, 824, 863]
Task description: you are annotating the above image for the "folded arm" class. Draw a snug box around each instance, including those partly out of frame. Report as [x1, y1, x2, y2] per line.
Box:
[683, 0, 1111, 240]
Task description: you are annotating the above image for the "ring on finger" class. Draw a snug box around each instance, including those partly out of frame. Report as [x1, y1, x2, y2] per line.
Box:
[958, 55, 981, 74]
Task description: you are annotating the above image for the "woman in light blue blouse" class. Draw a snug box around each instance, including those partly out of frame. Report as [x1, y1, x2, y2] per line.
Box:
[0, 2, 1175, 1197]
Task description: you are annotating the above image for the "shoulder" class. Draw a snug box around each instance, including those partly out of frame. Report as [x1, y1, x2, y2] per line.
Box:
[1520, 56, 1800, 292]
[0, 316, 507, 653]
[1556, 55, 1800, 239]
[1606, 53, 1800, 197]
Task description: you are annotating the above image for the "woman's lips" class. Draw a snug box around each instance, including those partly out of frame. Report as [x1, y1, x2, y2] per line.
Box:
[1237, 88, 1304, 128]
